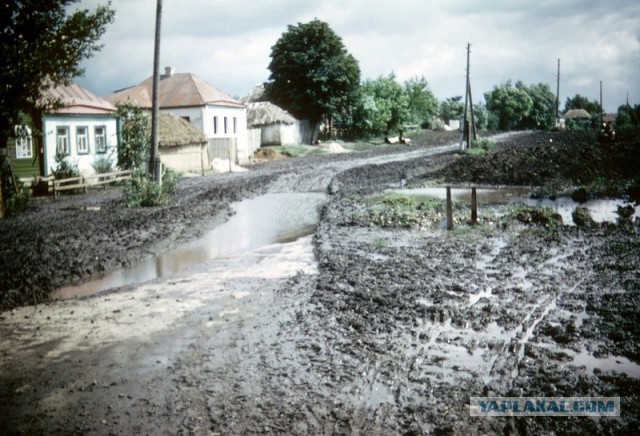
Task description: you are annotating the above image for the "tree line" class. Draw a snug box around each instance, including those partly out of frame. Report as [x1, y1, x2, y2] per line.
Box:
[265, 20, 640, 141]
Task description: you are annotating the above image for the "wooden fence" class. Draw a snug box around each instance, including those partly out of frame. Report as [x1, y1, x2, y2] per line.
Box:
[51, 170, 132, 198]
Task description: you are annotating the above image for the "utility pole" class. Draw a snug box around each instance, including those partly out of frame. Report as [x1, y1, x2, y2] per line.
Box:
[149, 0, 163, 182]
[461, 43, 471, 150]
[599, 80, 603, 127]
[556, 58, 561, 121]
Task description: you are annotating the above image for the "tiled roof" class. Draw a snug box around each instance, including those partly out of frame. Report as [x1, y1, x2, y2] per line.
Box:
[44, 82, 116, 114]
[105, 72, 243, 109]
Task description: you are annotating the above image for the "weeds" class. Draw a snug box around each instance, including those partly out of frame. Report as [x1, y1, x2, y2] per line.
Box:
[123, 168, 179, 207]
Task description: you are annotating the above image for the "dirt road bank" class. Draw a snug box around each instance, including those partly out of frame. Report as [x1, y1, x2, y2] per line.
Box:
[1, 130, 638, 434]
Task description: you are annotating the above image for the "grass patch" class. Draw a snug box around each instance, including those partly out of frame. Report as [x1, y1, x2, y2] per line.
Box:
[353, 192, 467, 228]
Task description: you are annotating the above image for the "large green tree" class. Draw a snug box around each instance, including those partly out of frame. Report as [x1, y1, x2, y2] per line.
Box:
[484, 81, 533, 130]
[404, 76, 438, 127]
[352, 74, 409, 137]
[0, 0, 114, 147]
[517, 81, 557, 130]
[439, 96, 464, 124]
[265, 19, 360, 142]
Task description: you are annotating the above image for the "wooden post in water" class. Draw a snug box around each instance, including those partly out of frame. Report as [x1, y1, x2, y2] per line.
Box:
[446, 187, 453, 230]
[471, 187, 477, 225]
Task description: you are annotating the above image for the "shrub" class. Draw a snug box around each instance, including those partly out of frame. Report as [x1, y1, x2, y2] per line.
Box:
[51, 150, 80, 179]
[91, 156, 114, 174]
[0, 155, 30, 216]
[123, 168, 180, 207]
[472, 137, 496, 151]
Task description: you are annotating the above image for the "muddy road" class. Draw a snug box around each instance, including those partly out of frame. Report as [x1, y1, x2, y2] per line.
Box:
[1, 130, 639, 434]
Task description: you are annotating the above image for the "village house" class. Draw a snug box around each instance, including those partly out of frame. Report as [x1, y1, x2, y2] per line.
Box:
[106, 67, 252, 164]
[242, 84, 313, 147]
[7, 82, 119, 180]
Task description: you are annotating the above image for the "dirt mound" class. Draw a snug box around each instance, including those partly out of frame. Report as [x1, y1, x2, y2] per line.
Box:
[433, 130, 640, 199]
[254, 147, 291, 160]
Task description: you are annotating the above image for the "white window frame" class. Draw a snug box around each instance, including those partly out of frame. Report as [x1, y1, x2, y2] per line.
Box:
[233, 117, 237, 134]
[224, 117, 228, 134]
[76, 126, 89, 154]
[14, 125, 33, 159]
[94, 126, 107, 153]
[213, 116, 218, 134]
[56, 127, 70, 155]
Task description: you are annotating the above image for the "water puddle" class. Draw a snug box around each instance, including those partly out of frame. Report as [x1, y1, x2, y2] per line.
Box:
[55, 193, 327, 299]
[392, 186, 639, 225]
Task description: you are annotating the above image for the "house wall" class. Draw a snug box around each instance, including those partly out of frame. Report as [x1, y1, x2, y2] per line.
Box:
[43, 114, 119, 177]
[165, 105, 249, 164]
[260, 121, 314, 146]
[7, 126, 40, 179]
[159, 144, 205, 174]
[203, 105, 249, 163]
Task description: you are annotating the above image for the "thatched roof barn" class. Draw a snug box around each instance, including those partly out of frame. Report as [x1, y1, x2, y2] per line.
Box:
[143, 112, 208, 173]
[247, 102, 297, 127]
[564, 109, 592, 120]
[156, 112, 207, 148]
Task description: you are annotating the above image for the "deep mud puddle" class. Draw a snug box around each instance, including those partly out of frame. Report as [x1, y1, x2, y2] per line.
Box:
[393, 186, 640, 224]
[54, 192, 327, 299]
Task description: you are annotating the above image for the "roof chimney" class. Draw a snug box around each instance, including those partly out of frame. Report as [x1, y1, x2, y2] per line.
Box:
[161, 66, 175, 79]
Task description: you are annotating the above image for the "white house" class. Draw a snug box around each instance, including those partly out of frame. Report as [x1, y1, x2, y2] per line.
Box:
[42, 82, 119, 177]
[106, 67, 250, 164]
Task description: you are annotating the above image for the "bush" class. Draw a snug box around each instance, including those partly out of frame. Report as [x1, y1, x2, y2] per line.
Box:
[51, 150, 80, 179]
[123, 168, 179, 207]
[472, 137, 496, 151]
[0, 155, 30, 216]
[91, 156, 114, 174]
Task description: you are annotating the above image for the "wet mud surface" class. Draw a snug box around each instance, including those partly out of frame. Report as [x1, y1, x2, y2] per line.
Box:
[1, 130, 639, 434]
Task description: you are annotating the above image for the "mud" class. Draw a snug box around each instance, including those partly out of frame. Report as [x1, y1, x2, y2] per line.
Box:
[1, 130, 639, 435]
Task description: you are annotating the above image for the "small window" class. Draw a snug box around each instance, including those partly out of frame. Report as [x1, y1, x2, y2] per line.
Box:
[56, 127, 70, 155]
[181, 116, 190, 123]
[233, 117, 237, 134]
[76, 126, 89, 154]
[213, 116, 218, 134]
[224, 117, 228, 134]
[14, 125, 33, 159]
[94, 126, 107, 153]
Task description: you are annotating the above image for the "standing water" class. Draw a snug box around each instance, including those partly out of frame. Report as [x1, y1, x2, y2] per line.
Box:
[55, 192, 327, 299]
[392, 186, 640, 225]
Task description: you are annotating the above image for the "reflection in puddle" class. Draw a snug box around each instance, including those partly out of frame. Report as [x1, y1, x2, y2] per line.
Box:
[392, 186, 639, 225]
[55, 192, 327, 299]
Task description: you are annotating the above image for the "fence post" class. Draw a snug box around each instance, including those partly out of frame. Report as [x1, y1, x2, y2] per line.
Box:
[446, 187, 453, 230]
[471, 187, 477, 225]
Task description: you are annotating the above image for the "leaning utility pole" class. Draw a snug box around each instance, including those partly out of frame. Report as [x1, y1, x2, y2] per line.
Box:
[461, 43, 472, 150]
[149, 0, 163, 182]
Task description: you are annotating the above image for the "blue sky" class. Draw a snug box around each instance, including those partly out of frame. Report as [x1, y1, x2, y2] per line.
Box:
[74, 0, 640, 112]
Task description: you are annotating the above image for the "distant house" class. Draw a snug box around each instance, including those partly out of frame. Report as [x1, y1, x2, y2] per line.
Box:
[564, 108, 593, 128]
[602, 113, 617, 126]
[242, 85, 312, 146]
[247, 102, 312, 146]
[105, 67, 250, 164]
[41, 82, 119, 177]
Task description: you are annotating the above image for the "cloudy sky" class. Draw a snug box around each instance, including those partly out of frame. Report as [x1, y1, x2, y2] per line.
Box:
[74, 0, 639, 113]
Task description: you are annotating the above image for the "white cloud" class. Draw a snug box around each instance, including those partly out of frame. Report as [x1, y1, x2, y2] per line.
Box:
[74, 0, 640, 111]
